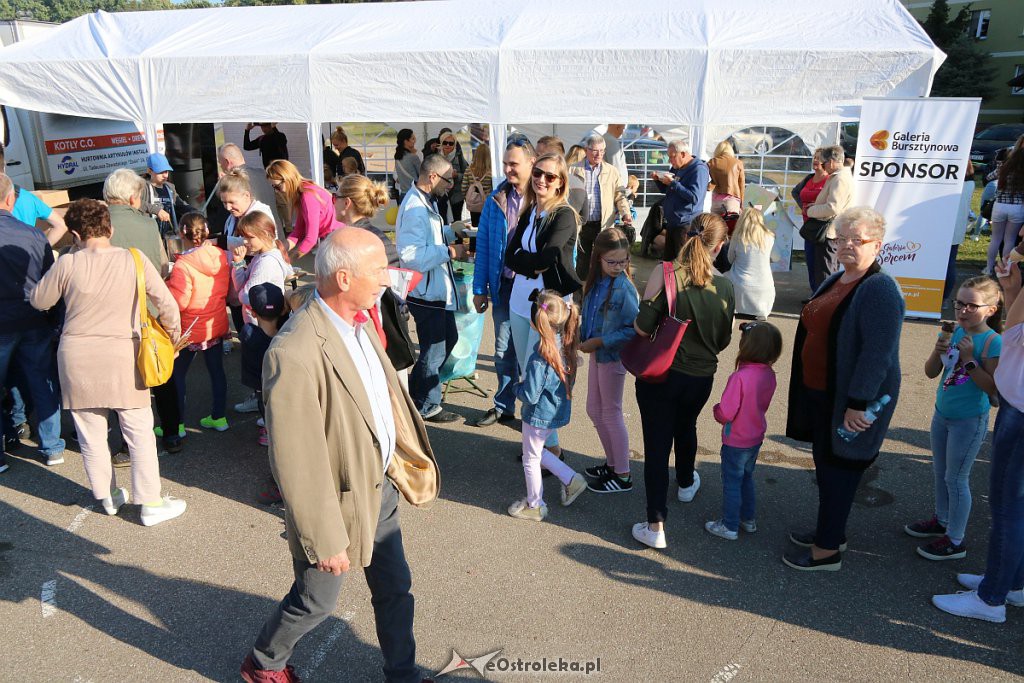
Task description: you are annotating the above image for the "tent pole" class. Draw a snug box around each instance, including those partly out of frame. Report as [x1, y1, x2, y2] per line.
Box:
[489, 123, 507, 186]
[307, 122, 324, 186]
[140, 122, 160, 154]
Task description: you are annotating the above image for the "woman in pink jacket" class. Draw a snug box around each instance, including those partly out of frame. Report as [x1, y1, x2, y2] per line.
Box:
[266, 159, 341, 259]
[166, 213, 231, 435]
[705, 321, 783, 541]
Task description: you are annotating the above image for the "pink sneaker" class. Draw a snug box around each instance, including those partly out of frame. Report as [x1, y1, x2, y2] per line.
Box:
[257, 427, 269, 447]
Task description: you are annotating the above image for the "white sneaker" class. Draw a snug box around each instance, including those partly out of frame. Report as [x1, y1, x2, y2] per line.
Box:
[561, 473, 587, 507]
[507, 498, 548, 522]
[632, 522, 667, 549]
[677, 471, 701, 503]
[100, 487, 128, 516]
[45, 452, 65, 466]
[957, 574, 1024, 607]
[256, 417, 265, 428]
[932, 590, 1006, 623]
[705, 519, 738, 540]
[140, 496, 187, 527]
[740, 519, 758, 533]
[234, 393, 259, 413]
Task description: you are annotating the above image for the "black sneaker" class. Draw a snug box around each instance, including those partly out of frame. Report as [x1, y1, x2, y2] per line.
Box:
[587, 473, 633, 494]
[789, 530, 848, 552]
[162, 435, 183, 455]
[904, 515, 946, 538]
[111, 450, 131, 468]
[584, 463, 612, 479]
[782, 548, 842, 572]
[474, 408, 515, 427]
[917, 535, 966, 561]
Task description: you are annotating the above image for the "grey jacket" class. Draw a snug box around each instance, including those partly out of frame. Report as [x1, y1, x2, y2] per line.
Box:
[786, 263, 904, 463]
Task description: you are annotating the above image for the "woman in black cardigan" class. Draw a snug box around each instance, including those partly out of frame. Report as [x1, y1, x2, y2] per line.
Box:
[505, 152, 582, 458]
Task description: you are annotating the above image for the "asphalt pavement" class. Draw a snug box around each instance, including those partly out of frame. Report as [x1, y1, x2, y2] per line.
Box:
[1, 255, 1021, 682]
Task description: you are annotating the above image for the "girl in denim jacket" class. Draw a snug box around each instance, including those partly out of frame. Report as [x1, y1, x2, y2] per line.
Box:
[578, 228, 640, 493]
[507, 290, 588, 521]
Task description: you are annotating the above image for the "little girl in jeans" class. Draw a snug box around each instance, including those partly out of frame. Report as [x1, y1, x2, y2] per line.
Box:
[507, 290, 588, 521]
[706, 321, 782, 540]
[578, 228, 640, 493]
[907, 276, 1002, 560]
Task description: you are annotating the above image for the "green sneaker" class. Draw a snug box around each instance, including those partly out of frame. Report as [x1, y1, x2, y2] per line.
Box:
[154, 423, 185, 438]
[200, 416, 229, 432]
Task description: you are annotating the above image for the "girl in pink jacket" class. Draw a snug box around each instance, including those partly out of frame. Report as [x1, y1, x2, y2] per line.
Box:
[706, 321, 783, 541]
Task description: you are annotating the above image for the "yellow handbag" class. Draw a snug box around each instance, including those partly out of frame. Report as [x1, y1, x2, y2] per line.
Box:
[129, 248, 175, 387]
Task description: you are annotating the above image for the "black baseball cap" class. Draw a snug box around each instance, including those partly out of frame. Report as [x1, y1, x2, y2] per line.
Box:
[249, 283, 285, 320]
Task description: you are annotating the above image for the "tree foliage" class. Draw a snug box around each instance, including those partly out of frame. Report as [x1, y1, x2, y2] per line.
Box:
[919, 0, 997, 100]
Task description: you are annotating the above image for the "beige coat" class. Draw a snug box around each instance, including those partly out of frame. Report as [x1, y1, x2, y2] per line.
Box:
[29, 247, 181, 410]
[568, 162, 630, 230]
[806, 167, 854, 239]
[263, 299, 440, 568]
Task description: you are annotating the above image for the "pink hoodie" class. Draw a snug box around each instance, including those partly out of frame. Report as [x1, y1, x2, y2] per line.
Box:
[713, 362, 777, 448]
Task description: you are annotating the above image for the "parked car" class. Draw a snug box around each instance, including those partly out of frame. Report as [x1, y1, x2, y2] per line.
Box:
[729, 129, 774, 155]
[970, 124, 1024, 175]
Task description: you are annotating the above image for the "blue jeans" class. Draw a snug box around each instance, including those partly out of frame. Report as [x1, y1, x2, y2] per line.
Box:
[3, 363, 29, 430]
[490, 277, 518, 416]
[978, 396, 1024, 606]
[0, 327, 65, 456]
[930, 411, 988, 541]
[511, 311, 558, 448]
[720, 443, 761, 532]
[173, 342, 227, 421]
[407, 299, 457, 416]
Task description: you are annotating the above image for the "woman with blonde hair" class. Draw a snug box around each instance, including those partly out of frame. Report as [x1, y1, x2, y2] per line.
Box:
[631, 213, 735, 549]
[266, 159, 341, 259]
[462, 143, 493, 226]
[707, 139, 745, 215]
[505, 152, 583, 460]
[726, 207, 776, 320]
[335, 174, 398, 267]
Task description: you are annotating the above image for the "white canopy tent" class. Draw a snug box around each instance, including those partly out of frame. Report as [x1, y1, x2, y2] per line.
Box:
[0, 0, 943, 181]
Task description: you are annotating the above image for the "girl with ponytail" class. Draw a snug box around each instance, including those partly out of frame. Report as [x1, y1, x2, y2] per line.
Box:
[507, 290, 588, 522]
[631, 212, 736, 549]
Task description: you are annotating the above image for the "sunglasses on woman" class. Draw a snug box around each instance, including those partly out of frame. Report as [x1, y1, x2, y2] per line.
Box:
[531, 168, 559, 183]
[441, 141, 456, 147]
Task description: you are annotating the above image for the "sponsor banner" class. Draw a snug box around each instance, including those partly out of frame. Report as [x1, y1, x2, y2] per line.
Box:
[853, 97, 980, 318]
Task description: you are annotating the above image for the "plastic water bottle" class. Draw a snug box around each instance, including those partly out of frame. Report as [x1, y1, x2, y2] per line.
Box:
[836, 394, 891, 442]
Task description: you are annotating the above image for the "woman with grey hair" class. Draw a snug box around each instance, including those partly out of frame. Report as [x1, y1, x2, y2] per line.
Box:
[104, 168, 169, 279]
[783, 206, 903, 571]
[804, 145, 853, 289]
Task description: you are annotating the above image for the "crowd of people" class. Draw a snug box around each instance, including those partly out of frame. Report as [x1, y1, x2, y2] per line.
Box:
[2, 125, 1024, 681]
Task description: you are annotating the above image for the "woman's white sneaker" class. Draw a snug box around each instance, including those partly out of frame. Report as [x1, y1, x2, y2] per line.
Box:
[140, 496, 187, 527]
[632, 522, 667, 549]
[100, 487, 128, 516]
[677, 471, 701, 502]
[932, 590, 1006, 623]
[957, 573, 1024, 607]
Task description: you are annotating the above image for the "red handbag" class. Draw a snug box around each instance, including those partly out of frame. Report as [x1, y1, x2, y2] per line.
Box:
[620, 261, 691, 383]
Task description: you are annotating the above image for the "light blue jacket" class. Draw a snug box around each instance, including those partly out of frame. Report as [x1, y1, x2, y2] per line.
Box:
[582, 274, 639, 363]
[397, 186, 457, 309]
[517, 342, 572, 430]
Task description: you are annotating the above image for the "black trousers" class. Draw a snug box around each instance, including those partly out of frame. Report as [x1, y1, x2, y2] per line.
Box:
[807, 388, 868, 551]
[576, 220, 603, 281]
[811, 238, 839, 290]
[636, 371, 715, 523]
[251, 481, 419, 681]
[151, 378, 180, 434]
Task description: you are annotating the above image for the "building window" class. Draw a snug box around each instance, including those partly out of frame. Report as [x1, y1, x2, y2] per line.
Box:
[969, 9, 991, 39]
[1014, 65, 1024, 96]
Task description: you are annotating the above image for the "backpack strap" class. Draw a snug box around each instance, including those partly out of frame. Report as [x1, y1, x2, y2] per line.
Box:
[981, 329, 997, 360]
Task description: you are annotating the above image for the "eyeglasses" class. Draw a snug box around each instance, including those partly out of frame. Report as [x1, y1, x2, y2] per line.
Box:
[441, 141, 456, 147]
[269, 179, 284, 190]
[586, 147, 605, 154]
[954, 300, 989, 313]
[602, 257, 630, 267]
[531, 168, 559, 183]
[835, 235, 879, 247]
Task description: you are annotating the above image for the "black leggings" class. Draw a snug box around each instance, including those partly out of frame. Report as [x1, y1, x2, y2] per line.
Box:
[636, 371, 715, 523]
[152, 379, 181, 434]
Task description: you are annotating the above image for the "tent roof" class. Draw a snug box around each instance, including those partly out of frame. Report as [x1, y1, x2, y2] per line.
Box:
[0, 0, 943, 127]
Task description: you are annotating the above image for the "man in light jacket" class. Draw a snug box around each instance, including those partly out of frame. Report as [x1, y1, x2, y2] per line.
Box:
[397, 154, 468, 423]
[569, 133, 632, 280]
[241, 228, 439, 683]
[806, 145, 854, 288]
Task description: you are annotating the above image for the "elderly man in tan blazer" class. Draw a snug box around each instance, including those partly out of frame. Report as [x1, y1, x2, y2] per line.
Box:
[569, 133, 633, 280]
[806, 144, 854, 289]
[241, 228, 440, 683]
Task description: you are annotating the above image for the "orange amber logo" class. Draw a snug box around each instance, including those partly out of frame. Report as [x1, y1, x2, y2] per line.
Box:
[870, 130, 889, 151]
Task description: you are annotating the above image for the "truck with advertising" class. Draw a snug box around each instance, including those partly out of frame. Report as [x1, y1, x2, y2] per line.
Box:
[0, 19, 154, 196]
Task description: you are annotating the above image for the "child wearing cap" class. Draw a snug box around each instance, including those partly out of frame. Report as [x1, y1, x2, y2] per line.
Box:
[240, 282, 290, 504]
